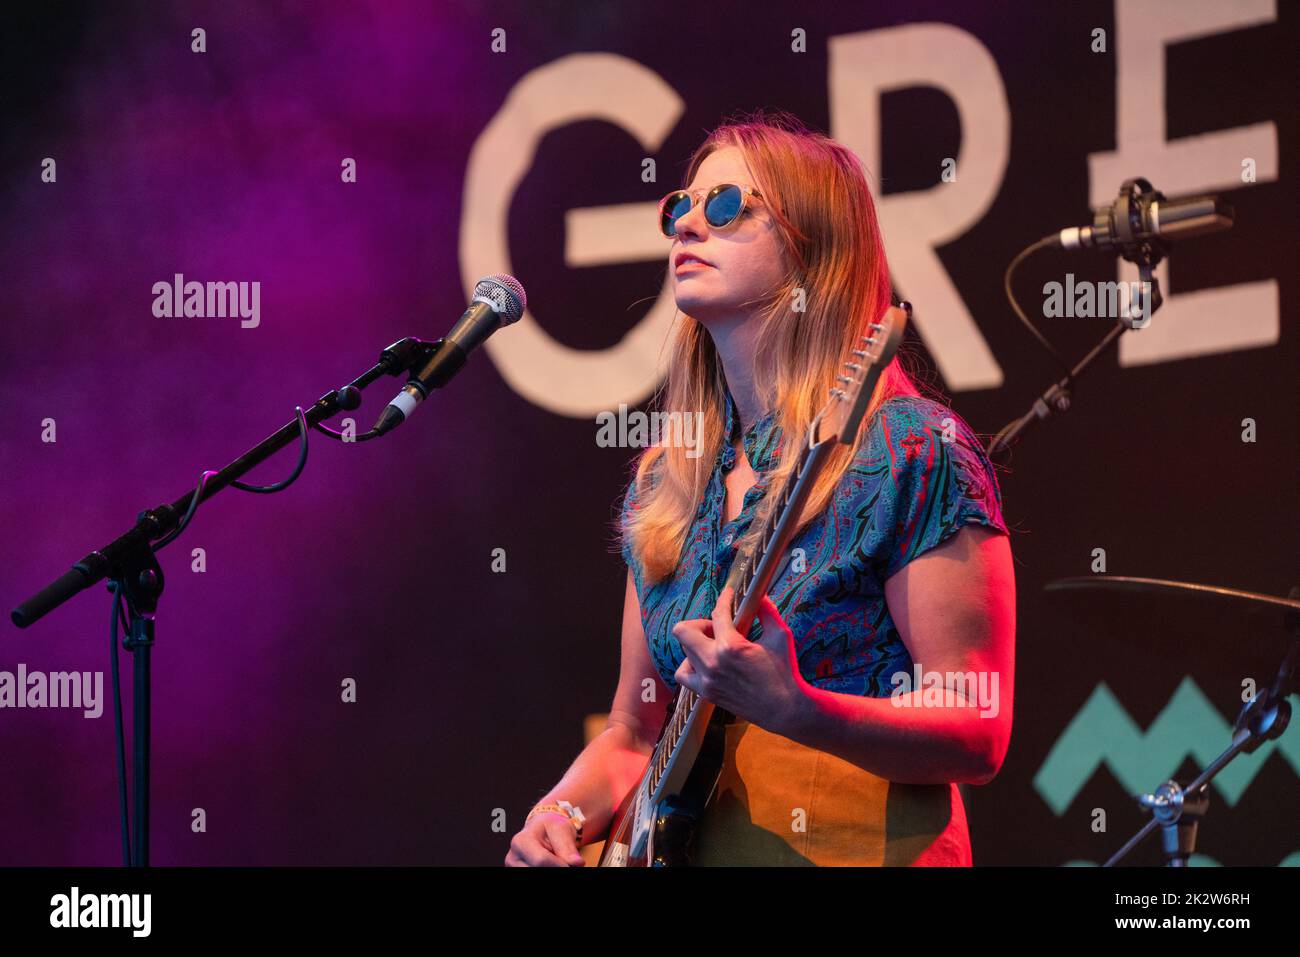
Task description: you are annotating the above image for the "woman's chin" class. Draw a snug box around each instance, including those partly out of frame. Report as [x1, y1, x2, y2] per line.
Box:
[678, 305, 748, 330]
[677, 302, 720, 325]
[674, 293, 730, 323]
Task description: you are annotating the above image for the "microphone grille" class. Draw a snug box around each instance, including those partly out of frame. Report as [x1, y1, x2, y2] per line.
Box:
[475, 274, 527, 325]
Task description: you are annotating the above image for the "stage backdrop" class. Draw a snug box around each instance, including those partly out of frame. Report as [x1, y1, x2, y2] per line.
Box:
[1, 0, 1296, 866]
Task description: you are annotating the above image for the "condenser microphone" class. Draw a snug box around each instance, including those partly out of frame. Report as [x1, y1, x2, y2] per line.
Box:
[1056, 182, 1233, 251]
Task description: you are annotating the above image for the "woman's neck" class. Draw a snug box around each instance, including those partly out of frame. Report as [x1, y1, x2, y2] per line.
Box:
[708, 314, 765, 436]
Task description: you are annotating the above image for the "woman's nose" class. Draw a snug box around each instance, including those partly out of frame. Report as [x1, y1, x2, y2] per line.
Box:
[673, 197, 707, 241]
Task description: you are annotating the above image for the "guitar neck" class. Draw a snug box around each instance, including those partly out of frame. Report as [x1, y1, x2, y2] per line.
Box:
[725, 431, 834, 634]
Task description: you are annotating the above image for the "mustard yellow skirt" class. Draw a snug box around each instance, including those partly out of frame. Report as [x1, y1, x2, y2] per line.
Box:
[693, 719, 972, 866]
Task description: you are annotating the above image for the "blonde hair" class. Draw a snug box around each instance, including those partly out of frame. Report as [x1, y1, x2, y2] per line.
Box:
[621, 110, 922, 585]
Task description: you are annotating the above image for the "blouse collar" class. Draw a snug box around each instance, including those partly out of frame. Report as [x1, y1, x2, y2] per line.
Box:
[720, 381, 783, 474]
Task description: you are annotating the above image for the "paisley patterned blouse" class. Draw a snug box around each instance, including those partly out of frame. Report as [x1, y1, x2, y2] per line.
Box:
[619, 386, 1008, 697]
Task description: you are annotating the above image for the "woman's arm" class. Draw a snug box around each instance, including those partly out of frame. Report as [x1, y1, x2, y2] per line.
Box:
[672, 524, 1015, 786]
[785, 524, 1016, 784]
[507, 569, 669, 864]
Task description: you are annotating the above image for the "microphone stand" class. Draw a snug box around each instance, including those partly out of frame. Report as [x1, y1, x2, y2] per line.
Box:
[1104, 589, 1298, 866]
[11, 335, 444, 866]
[988, 178, 1169, 461]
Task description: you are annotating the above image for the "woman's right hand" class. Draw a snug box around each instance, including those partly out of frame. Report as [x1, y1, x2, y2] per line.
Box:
[505, 812, 586, 867]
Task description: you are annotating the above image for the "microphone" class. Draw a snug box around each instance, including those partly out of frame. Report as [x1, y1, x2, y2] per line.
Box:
[1056, 181, 1234, 251]
[372, 275, 526, 436]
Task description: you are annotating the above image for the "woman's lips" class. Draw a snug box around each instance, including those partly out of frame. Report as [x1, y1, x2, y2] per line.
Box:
[675, 259, 712, 274]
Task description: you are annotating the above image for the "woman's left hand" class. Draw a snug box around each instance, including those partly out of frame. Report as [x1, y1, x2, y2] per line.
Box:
[671, 585, 813, 737]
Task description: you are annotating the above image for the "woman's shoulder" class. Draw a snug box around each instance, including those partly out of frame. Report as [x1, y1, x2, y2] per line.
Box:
[874, 392, 970, 429]
[850, 392, 1004, 507]
[855, 393, 985, 464]
[845, 392, 1008, 572]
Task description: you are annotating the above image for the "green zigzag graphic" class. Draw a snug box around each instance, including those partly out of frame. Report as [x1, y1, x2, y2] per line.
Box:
[1035, 677, 1300, 816]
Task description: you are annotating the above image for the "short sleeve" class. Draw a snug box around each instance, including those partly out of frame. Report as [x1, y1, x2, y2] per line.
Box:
[865, 397, 1008, 580]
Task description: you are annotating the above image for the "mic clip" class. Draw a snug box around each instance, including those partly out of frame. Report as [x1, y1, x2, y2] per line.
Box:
[378, 336, 445, 378]
[1102, 176, 1170, 267]
[1097, 178, 1165, 327]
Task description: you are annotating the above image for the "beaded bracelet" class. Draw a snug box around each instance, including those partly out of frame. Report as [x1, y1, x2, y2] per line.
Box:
[526, 800, 586, 841]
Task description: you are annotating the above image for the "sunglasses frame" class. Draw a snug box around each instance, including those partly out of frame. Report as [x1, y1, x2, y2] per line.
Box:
[658, 183, 763, 237]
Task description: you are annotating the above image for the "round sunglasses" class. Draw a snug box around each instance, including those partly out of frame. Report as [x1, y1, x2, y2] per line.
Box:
[658, 183, 762, 238]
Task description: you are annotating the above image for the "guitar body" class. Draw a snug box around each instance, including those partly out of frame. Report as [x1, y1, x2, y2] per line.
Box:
[599, 695, 729, 866]
[599, 305, 911, 868]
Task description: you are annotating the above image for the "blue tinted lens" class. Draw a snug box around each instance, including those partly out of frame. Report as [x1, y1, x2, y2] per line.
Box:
[705, 185, 743, 226]
[661, 192, 692, 236]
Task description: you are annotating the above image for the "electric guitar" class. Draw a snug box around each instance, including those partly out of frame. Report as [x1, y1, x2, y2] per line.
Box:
[599, 302, 909, 867]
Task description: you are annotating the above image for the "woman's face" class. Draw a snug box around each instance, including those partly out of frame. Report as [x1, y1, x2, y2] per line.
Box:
[668, 145, 786, 326]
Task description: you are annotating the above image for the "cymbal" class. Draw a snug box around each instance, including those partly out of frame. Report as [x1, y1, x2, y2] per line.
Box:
[1046, 575, 1300, 616]
[1042, 576, 1300, 662]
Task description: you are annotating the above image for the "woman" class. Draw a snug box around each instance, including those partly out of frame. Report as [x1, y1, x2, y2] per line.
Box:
[507, 111, 1015, 866]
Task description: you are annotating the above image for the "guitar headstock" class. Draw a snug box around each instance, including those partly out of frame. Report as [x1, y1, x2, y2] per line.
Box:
[814, 302, 909, 446]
